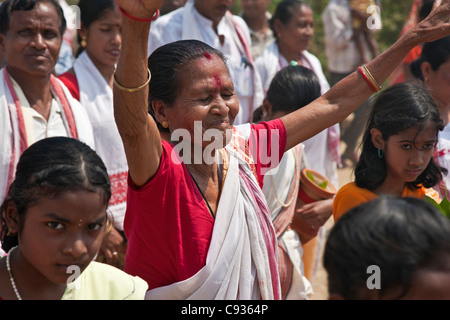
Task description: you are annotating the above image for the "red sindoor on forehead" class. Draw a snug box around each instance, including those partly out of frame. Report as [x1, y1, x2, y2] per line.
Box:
[203, 52, 212, 59]
[213, 75, 222, 88]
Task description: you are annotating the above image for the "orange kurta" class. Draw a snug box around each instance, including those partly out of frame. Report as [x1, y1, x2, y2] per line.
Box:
[333, 182, 426, 221]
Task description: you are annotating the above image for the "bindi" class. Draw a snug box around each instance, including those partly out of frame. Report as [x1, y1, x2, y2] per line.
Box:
[203, 52, 212, 59]
[213, 75, 222, 89]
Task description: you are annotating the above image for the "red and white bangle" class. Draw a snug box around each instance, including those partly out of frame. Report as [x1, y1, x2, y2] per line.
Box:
[358, 64, 382, 93]
[115, 0, 160, 22]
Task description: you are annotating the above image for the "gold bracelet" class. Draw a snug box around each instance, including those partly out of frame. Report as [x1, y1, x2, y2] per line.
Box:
[362, 64, 382, 92]
[113, 68, 151, 93]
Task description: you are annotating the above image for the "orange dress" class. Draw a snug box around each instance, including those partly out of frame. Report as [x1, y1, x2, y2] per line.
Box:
[333, 182, 426, 221]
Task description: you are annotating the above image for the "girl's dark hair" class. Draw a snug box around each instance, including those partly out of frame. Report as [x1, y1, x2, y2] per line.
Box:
[355, 82, 445, 191]
[266, 65, 321, 113]
[270, 0, 310, 41]
[1, 137, 111, 252]
[324, 195, 450, 300]
[147, 39, 227, 132]
[0, 0, 66, 36]
[410, 35, 450, 81]
[75, 0, 117, 57]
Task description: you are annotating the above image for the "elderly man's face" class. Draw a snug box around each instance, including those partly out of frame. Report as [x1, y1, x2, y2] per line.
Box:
[0, 2, 62, 78]
[194, 0, 234, 25]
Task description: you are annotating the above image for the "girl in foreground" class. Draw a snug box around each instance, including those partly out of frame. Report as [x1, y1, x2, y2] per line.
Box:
[0, 137, 147, 300]
[333, 82, 446, 220]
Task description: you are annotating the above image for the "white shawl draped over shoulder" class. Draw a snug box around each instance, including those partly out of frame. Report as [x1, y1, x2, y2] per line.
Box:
[0, 67, 95, 203]
[145, 127, 281, 300]
[74, 52, 128, 229]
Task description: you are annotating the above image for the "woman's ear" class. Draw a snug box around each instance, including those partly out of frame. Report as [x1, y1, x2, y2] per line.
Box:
[78, 24, 88, 43]
[273, 19, 284, 39]
[0, 34, 5, 55]
[261, 98, 272, 121]
[152, 100, 169, 127]
[370, 128, 384, 150]
[420, 61, 433, 83]
[3, 199, 20, 235]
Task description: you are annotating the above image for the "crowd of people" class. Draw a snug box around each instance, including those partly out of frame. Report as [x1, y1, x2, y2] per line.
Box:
[0, 0, 449, 300]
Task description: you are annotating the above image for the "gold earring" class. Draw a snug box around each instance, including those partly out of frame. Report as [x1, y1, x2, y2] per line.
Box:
[161, 121, 168, 129]
[81, 38, 87, 48]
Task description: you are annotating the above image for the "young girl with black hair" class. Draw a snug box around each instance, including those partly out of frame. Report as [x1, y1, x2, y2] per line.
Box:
[0, 137, 147, 300]
[333, 82, 446, 221]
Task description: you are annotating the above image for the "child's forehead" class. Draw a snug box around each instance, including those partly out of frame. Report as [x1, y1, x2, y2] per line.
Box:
[390, 122, 438, 140]
[29, 189, 106, 214]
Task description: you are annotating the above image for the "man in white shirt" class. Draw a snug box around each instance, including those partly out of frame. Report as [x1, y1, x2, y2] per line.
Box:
[148, 0, 264, 125]
[0, 0, 95, 205]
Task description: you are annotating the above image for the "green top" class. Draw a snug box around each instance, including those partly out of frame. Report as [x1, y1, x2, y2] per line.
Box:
[61, 261, 148, 300]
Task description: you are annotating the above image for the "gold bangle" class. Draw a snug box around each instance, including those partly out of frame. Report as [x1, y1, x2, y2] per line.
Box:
[362, 64, 382, 91]
[113, 68, 151, 93]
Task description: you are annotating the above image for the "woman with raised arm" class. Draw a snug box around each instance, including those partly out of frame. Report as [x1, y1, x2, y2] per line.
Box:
[113, 0, 450, 300]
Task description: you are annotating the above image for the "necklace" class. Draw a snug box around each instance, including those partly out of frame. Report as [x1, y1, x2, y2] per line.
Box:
[6, 246, 23, 300]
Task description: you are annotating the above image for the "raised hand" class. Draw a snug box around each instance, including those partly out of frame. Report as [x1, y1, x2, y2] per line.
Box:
[412, 0, 450, 43]
[116, 0, 164, 20]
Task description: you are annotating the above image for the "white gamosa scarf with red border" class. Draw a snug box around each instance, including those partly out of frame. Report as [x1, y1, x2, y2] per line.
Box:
[74, 52, 128, 230]
[0, 67, 94, 204]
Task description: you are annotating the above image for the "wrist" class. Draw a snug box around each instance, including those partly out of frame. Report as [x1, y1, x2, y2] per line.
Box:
[401, 27, 428, 49]
[115, 0, 160, 22]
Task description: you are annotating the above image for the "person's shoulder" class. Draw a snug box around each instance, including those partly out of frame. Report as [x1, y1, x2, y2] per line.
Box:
[302, 50, 320, 63]
[227, 12, 251, 42]
[153, 6, 184, 27]
[334, 182, 377, 210]
[336, 182, 372, 197]
[148, 7, 184, 54]
[53, 77, 95, 147]
[255, 41, 278, 64]
[333, 182, 375, 221]
[76, 261, 149, 300]
[58, 69, 79, 100]
[230, 14, 249, 30]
